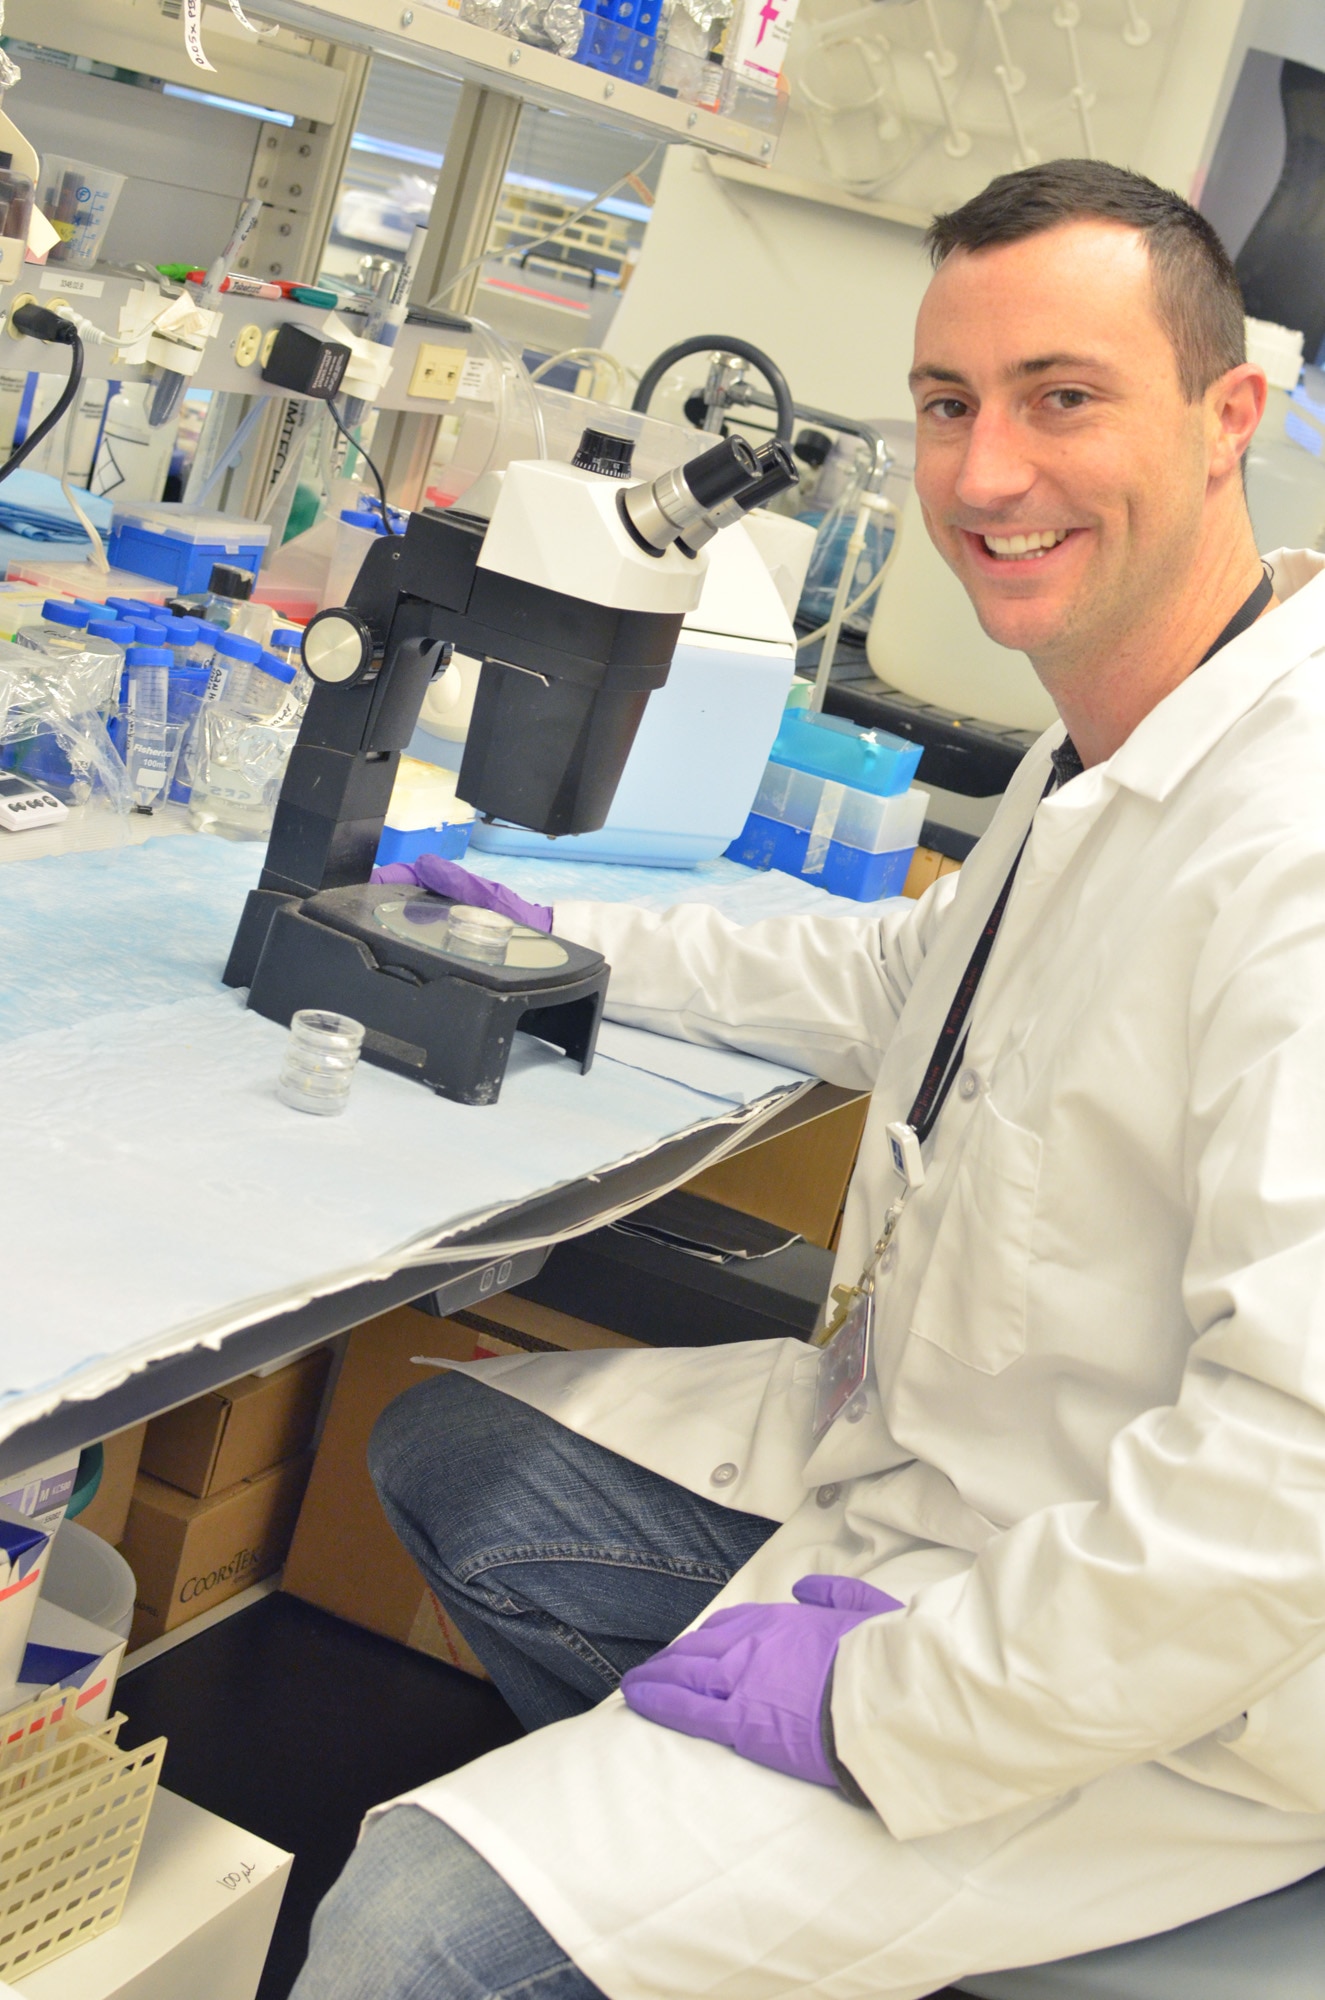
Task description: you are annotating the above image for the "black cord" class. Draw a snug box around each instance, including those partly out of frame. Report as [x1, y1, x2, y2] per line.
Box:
[327, 398, 398, 535]
[0, 327, 83, 486]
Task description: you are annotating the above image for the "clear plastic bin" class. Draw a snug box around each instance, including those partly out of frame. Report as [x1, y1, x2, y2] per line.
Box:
[5, 559, 172, 604]
[766, 707, 922, 797]
[752, 765, 928, 855]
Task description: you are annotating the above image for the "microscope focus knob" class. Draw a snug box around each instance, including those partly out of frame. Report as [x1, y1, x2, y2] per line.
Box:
[302, 608, 380, 687]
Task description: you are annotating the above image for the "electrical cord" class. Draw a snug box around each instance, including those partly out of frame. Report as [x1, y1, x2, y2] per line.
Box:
[327, 397, 398, 535]
[1, 303, 84, 487]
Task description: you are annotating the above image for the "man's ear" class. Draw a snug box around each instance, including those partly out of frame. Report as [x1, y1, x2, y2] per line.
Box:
[1208, 362, 1267, 482]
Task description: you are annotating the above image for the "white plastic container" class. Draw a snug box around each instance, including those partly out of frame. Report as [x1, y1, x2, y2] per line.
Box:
[469, 522, 796, 866]
[38, 156, 125, 268]
[41, 1520, 136, 1642]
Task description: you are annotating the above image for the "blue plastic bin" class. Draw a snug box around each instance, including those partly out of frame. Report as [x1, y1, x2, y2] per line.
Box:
[767, 709, 922, 797]
[726, 810, 915, 901]
[107, 505, 272, 595]
[374, 819, 473, 869]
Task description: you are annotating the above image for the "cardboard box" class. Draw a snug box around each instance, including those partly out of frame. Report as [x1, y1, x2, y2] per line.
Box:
[79, 1425, 148, 1548]
[121, 1455, 312, 1650]
[284, 1299, 640, 1676]
[682, 1091, 869, 1250]
[139, 1349, 331, 1500]
[902, 844, 962, 899]
[7, 1787, 291, 2000]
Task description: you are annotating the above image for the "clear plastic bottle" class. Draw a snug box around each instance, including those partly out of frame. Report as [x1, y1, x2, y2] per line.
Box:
[189, 619, 222, 670]
[14, 599, 98, 657]
[220, 648, 297, 722]
[164, 616, 201, 668]
[167, 662, 210, 805]
[122, 644, 173, 809]
[269, 629, 312, 718]
[194, 564, 275, 646]
[203, 630, 262, 705]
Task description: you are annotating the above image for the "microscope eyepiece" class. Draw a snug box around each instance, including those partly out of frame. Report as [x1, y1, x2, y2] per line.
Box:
[618, 435, 762, 557]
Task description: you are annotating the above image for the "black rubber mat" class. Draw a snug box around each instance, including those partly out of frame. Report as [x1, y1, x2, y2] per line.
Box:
[117, 1591, 522, 1998]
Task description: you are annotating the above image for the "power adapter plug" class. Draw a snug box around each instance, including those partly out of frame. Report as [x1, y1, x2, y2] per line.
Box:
[260, 322, 351, 399]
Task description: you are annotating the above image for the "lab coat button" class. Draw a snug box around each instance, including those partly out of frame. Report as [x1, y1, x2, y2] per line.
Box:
[816, 1483, 841, 1507]
[958, 1067, 981, 1101]
[710, 1462, 738, 1487]
[845, 1397, 866, 1423]
[879, 1244, 897, 1273]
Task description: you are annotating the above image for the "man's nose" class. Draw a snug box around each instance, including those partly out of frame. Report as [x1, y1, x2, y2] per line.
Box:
[953, 408, 1037, 515]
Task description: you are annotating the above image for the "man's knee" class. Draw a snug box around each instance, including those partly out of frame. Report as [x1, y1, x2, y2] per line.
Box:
[297, 1807, 569, 2000]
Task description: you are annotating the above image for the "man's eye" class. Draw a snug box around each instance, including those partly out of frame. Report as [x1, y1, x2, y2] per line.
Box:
[1046, 389, 1090, 410]
[926, 398, 970, 421]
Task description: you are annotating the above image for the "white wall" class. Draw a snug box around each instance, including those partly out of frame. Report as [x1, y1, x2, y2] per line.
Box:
[610, 146, 933, 424]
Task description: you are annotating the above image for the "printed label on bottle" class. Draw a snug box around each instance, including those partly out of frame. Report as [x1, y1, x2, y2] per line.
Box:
[728, 0, 800, 93]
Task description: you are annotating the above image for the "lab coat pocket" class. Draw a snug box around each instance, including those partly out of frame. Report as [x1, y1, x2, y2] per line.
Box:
[909, 1096, 1042, 1374]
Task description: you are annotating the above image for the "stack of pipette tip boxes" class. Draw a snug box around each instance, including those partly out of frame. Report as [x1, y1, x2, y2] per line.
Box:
[726, 695, 928, 901]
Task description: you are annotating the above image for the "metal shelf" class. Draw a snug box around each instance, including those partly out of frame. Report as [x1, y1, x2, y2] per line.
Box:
[258, 0, 777, 164]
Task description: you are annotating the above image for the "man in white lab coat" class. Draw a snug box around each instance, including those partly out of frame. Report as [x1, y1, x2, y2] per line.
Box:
[293, 161, 1325, 2000]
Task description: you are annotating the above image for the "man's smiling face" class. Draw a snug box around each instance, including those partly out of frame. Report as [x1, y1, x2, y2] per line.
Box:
[910, 220, 1214, 671]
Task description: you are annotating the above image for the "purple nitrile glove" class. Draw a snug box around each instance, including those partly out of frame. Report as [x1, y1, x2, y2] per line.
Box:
[620, 1573, 902, 1788]
[370, 856, 553, 933]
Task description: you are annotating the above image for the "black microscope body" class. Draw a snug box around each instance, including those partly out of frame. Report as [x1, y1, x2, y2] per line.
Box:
[222, 435, 794, 1105]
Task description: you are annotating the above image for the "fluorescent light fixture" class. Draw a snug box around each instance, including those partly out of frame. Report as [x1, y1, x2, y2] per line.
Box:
[163, 84, 295, 124]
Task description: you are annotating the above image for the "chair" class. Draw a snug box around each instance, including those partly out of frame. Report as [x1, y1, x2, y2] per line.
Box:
[952, 1865, 1325, 1998]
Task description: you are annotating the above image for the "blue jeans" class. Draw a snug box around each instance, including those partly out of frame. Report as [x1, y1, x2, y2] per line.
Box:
[292, 1804, 601, 2000]
[366, 1368, 777, 1729]
[294, 1370, 778, 1998]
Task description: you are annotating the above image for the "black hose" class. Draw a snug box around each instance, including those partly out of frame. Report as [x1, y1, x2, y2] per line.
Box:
[0, 326, 83, 486]
[631, 335, 796, 444]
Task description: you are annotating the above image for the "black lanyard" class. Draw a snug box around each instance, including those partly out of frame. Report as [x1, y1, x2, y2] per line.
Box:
[903, 568, 1275, 1147]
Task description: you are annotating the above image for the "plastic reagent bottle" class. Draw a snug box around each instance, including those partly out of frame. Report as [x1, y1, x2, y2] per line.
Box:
[16, 599, 95, 654]
[222, 648, 298, 721]
[123, 644, 173, 809]
[204, 630, 261, 704]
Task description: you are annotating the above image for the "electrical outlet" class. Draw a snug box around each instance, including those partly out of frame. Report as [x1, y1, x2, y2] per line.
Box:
[3, 292, 35, 339]
[234, 322, 262, 368]
[408, 343, 466, 403]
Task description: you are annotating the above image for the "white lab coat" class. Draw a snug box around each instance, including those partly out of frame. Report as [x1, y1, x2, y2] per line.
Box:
[392, 550, 1325, 1997]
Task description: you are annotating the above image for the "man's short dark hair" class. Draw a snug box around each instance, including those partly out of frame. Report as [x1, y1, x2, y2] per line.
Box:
[926, 160, 1245, 403]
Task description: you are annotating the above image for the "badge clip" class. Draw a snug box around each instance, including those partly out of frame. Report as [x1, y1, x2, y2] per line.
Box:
[886, 1120, 925, 1190]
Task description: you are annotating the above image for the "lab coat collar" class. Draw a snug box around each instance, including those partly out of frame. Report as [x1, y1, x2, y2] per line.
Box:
[1096, 549, 1325, 804]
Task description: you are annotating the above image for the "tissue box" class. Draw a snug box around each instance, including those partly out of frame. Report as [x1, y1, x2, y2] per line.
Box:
[0, 1597, 126, 1728]
[107, 505, 272, 595]
[0, 1508, 52, 1687]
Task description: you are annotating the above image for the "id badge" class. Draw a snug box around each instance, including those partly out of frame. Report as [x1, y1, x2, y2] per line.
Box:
[812, 1288, 872, 1439]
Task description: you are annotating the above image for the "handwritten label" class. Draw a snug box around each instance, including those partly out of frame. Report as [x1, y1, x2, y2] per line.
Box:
[39, 271, 103, 297]
[183, 0, 218, 70]
[218, 1859, 261, 1892]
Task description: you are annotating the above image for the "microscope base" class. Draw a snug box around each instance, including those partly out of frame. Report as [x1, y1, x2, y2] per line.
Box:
[235, 884, 608, 1108]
